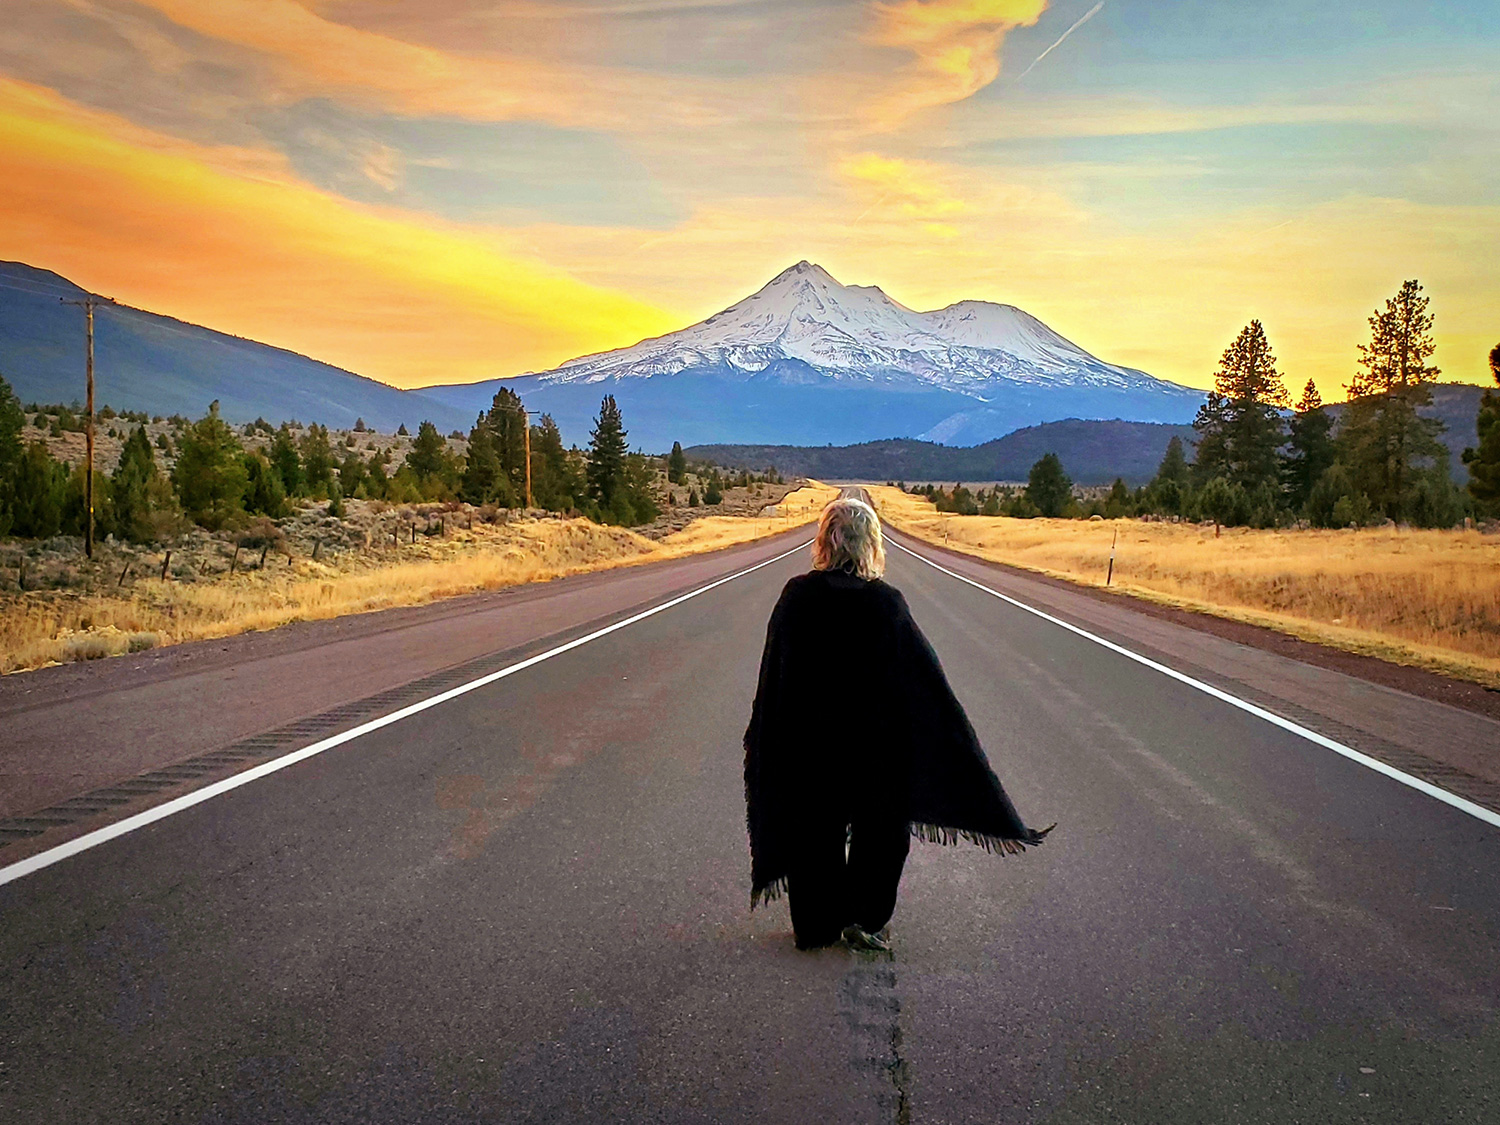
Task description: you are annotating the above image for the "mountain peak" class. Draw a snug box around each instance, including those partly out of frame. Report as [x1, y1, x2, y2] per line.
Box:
[781, 259, 822, 276]
[764, 259, 840, 289]
[537, 262, 1198, 421]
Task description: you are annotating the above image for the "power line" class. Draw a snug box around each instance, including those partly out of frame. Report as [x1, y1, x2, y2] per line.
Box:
[0, 278, 89, 300]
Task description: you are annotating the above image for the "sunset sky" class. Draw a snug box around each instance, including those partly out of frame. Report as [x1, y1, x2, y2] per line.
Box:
[2, 1, 1496, 397]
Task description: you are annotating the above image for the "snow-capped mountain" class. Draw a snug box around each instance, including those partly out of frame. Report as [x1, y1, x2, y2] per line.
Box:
[421, 261, 1204, 449]
[550, 261, 1174, 395]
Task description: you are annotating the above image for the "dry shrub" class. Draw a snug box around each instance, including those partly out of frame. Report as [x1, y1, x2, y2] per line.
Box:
[236, 517, 287, 553]
[62, 633, 120, 661]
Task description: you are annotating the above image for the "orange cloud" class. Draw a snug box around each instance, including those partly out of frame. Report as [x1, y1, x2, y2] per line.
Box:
[0, 78, 676, 387]
[126, 0, 738, 131]
[868, 0, 1047, 126]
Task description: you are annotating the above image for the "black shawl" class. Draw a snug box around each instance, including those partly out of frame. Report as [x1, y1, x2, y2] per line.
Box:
[744, 568, 1050, 907]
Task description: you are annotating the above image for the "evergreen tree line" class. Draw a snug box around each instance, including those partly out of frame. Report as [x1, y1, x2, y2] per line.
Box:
[912, 281, 1500, 528]
[0, 381, 759, 543]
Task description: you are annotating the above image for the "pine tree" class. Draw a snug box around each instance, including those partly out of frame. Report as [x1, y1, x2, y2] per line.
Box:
[62, 463, 112, 539]
[172, 402, 248, 530]
[1025, 453, 1072, 517]
[461, 416, 502, 505]
[366, 458, 389, 501]
[1282, 380, 1336, 514]
[10, 441, 66, 538]
[1339, 279, 1449, 521]
[338, 450, 367, 499]
[586, 395, 629, 507]
[1463, 343, 1500, 516]
[269, 425, 304, 497]
[405, 421, 450, 482]
[242, 451, 289, 517]
[530, 413, 579, 510]
[703, 468, 723, 506]
[112, 425, 168, 542]
[1196, 476, 1247, 530]
[1351, 279, 1440, 397]
[1192, 320, 1289, 494]
[484, 388, 530, 499]
[667, 441, 687, 484]
[1157, 437, 1190, 487]
[1105, 477, 1132, 518]
[1147, 435, 1191, 515]
[0, 374, 23, 536]
[300, 423, 335, 495]
[622, 452, 660, 524]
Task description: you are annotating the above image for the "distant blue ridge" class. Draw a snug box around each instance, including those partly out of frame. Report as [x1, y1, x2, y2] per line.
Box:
[0, 262, 469, 433]
[419, 365, 1204, 452]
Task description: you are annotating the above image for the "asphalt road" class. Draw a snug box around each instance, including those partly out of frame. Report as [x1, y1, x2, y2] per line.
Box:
[3, 524, 1498, 1123]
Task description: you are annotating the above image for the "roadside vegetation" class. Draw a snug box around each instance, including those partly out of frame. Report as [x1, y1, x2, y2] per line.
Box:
[0, 376, 828, 672]
[876, 284, 1500, 686]
[907, 284, 1497, 531]
[876, 483, 1499, 687]
[0, 482, 836, 674]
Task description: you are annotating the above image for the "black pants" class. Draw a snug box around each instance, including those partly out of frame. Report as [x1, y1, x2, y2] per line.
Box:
[786, 818, 910, 949]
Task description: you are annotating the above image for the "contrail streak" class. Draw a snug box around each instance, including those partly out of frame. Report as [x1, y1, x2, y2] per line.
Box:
[1016, 1, 1104, 80]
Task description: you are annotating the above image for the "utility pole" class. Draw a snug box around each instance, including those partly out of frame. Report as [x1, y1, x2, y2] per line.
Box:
[61, 293, 114, 558]
[522, 406, 532, 509]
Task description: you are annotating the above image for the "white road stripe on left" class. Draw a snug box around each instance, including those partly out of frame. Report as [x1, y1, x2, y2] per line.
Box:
[0, 537, 813, 888]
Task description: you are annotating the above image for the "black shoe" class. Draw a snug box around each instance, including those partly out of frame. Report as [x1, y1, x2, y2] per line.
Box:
[841, 924, 892, 953]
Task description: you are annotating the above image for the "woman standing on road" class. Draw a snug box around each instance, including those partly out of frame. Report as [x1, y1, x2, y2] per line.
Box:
[744, 497, 1053, 952]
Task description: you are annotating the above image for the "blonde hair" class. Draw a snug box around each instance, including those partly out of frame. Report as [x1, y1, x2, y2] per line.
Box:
[812, 498, 885, 579]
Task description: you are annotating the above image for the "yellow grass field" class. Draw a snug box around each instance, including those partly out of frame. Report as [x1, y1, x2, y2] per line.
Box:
[0, 484, 838, 674]
[870, 486, 1500, 688]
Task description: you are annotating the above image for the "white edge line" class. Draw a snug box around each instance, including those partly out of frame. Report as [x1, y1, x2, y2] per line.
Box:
[0, 537, 815, 888]
[889, 536, 1500, 832]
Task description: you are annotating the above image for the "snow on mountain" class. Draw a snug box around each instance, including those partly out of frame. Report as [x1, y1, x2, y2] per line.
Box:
[419, 261, 1204, 450]
[542, 260, 1180, 399]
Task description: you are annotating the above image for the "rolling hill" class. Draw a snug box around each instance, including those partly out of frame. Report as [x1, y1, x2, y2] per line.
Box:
[690, 385, 1486, 486]
[0, 262, 469, 433]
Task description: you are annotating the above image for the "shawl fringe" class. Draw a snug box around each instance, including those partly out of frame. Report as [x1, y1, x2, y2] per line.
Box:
[752, 824, 1046, 907]
[910, 822, 1035, 855]
[750, 876, 788, 911]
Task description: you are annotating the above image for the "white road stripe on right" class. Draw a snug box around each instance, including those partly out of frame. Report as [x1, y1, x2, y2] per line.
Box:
[890, 536, 1500, 832]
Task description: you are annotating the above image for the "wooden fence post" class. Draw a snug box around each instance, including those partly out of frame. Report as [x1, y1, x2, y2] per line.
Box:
[231, 546, 241, 573]
[160, 550, 172, 580]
